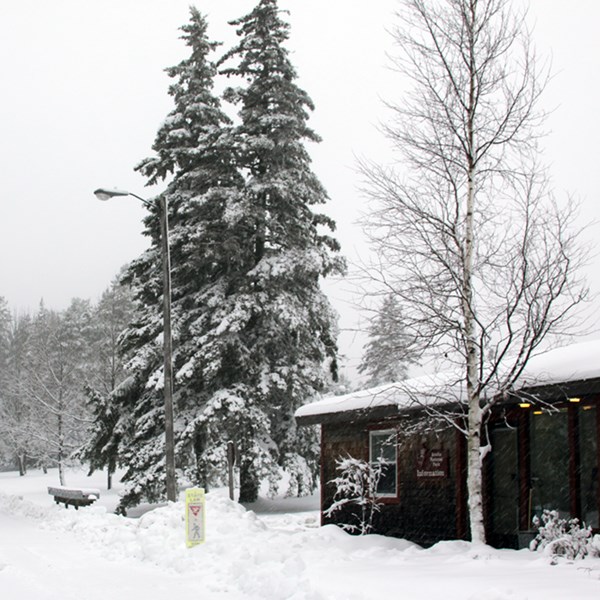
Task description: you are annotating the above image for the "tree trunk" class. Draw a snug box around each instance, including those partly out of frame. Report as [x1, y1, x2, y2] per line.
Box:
[463, 6, 486, 543]
[463, 165, 486, 543]
[58, 459, 65, 486]
[227, 441, 236, 501]
[467, 400, 486, 543]
[17, 453, 26, 476]
[57, 411, 66, 486]
[239, 455, 259, 503]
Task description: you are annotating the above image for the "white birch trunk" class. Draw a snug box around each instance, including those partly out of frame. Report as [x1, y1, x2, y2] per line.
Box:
[463, 2, 486, 544]
[467, 397, 486, 543]
[463, 174, 486, 543]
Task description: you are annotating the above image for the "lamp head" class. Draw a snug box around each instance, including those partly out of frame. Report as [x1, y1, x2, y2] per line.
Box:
[94, 188, 130, 201]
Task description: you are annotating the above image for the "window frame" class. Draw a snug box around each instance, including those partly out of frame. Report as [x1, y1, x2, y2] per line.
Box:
[368, 428, 399, 500]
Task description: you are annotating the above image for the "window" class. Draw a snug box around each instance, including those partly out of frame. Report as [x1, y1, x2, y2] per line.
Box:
[369, 429, 398, 497]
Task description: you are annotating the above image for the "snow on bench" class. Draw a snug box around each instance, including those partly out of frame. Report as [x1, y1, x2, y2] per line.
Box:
[47, 486, 101, 509]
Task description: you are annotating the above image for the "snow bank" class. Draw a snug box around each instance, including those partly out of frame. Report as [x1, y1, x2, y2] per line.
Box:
[0, 489, 319, 598]
[2, 472, 600, 600]
[0, 486, 409, 600]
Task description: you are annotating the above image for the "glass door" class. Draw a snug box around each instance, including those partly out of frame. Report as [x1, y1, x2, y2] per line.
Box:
[489, 425, 519, 548]
[580, 406, 598, 528]
[530, 410, 570, 519]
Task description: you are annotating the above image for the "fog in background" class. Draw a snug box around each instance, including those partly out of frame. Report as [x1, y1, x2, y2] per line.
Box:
[1, 0, 598, 380]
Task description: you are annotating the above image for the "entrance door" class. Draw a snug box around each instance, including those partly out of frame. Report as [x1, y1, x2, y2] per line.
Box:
[489, 425, 519, 548]
[530, 410, 570, 519]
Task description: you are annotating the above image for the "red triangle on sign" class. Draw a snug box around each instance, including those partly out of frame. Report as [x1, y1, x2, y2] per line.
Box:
[190, 505, 201, 517]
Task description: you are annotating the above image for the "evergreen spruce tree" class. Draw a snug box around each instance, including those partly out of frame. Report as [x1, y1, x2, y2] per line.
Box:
[358, 294, 417, 386]
[109, 8, 248, 510]
[104, 5, 342, 510]
[218, 0, 344, 501]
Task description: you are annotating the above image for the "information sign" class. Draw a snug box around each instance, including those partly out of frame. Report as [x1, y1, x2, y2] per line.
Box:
[185, 487, 206, 547]
[416, 447, 448, 479]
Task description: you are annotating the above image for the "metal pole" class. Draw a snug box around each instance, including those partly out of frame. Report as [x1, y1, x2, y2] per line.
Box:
[159, 194, 177, 502]
[93, 188, 177, 502]
[227, 441, 236, 501]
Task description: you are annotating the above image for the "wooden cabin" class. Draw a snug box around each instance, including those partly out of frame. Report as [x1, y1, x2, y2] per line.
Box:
[295, 341, 600, 548]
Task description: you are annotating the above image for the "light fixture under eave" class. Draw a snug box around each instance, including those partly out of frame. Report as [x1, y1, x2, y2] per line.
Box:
[533, 410, 543, 415]
[568, 397, 581, 403]
[519, 402, 531, 409]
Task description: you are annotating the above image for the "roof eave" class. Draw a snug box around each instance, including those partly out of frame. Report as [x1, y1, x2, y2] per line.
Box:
[296, 377, 600, 426]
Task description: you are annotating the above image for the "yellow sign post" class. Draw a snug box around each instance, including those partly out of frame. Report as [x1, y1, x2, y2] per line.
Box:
[185, 487, 206, 547]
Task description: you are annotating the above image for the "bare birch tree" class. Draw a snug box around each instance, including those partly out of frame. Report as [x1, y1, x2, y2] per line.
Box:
[23, 301, 93, 485]
[78, 276, 134, 490]
[360, 0, 588, 543]
[0, 312, 35, 475]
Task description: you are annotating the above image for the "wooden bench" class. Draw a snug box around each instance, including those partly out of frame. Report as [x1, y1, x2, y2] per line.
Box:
[48, 486, 101, 509]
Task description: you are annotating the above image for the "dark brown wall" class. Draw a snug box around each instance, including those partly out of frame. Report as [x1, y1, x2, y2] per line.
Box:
[321, 420, 460, 547]
[321, 422, 368, 519]
[318, 395, 600, 548]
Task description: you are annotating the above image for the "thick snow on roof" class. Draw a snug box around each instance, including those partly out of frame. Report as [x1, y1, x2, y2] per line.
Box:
[296, 371, 464, 420]
[516, 339, 600, 388]
[296, 339, 600, 420]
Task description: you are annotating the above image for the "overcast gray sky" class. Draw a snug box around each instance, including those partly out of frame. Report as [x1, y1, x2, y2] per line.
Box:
[1, 0, 599, 379]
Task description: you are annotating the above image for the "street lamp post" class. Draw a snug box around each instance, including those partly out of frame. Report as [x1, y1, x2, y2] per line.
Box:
[93, 188, 177, 502]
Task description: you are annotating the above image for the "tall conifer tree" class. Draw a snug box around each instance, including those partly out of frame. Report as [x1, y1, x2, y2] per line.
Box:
[358, 294, 417, 387]
[104, 4, 342, 509]
[217, 0, 344, 500]
[108, 8, 247, 510]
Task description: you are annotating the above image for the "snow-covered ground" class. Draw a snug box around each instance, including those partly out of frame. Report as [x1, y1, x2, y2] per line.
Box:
[1, 467, 599, 599]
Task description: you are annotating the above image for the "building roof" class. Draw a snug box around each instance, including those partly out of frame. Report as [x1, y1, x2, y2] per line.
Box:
[295, 339, 600, 425]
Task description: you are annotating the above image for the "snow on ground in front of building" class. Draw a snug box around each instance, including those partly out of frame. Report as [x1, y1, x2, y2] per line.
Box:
[1, 467, 599, 599]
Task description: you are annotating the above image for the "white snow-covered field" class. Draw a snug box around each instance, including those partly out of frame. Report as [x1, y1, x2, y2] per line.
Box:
[1, 467, 599, 600]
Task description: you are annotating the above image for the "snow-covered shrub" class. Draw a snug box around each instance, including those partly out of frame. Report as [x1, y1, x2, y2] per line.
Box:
[324, 455, 384, 535]
[591, 534, 600, 557]
[530, 509, 597, 560]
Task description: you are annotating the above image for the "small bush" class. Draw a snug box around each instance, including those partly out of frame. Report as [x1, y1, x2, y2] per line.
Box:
[324, 456, 384, 535]
[530, 509, 598, 560]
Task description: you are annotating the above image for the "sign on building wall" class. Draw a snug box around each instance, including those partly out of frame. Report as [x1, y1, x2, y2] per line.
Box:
[416, 446, 448, 479]
[185, 487, 206, 547]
